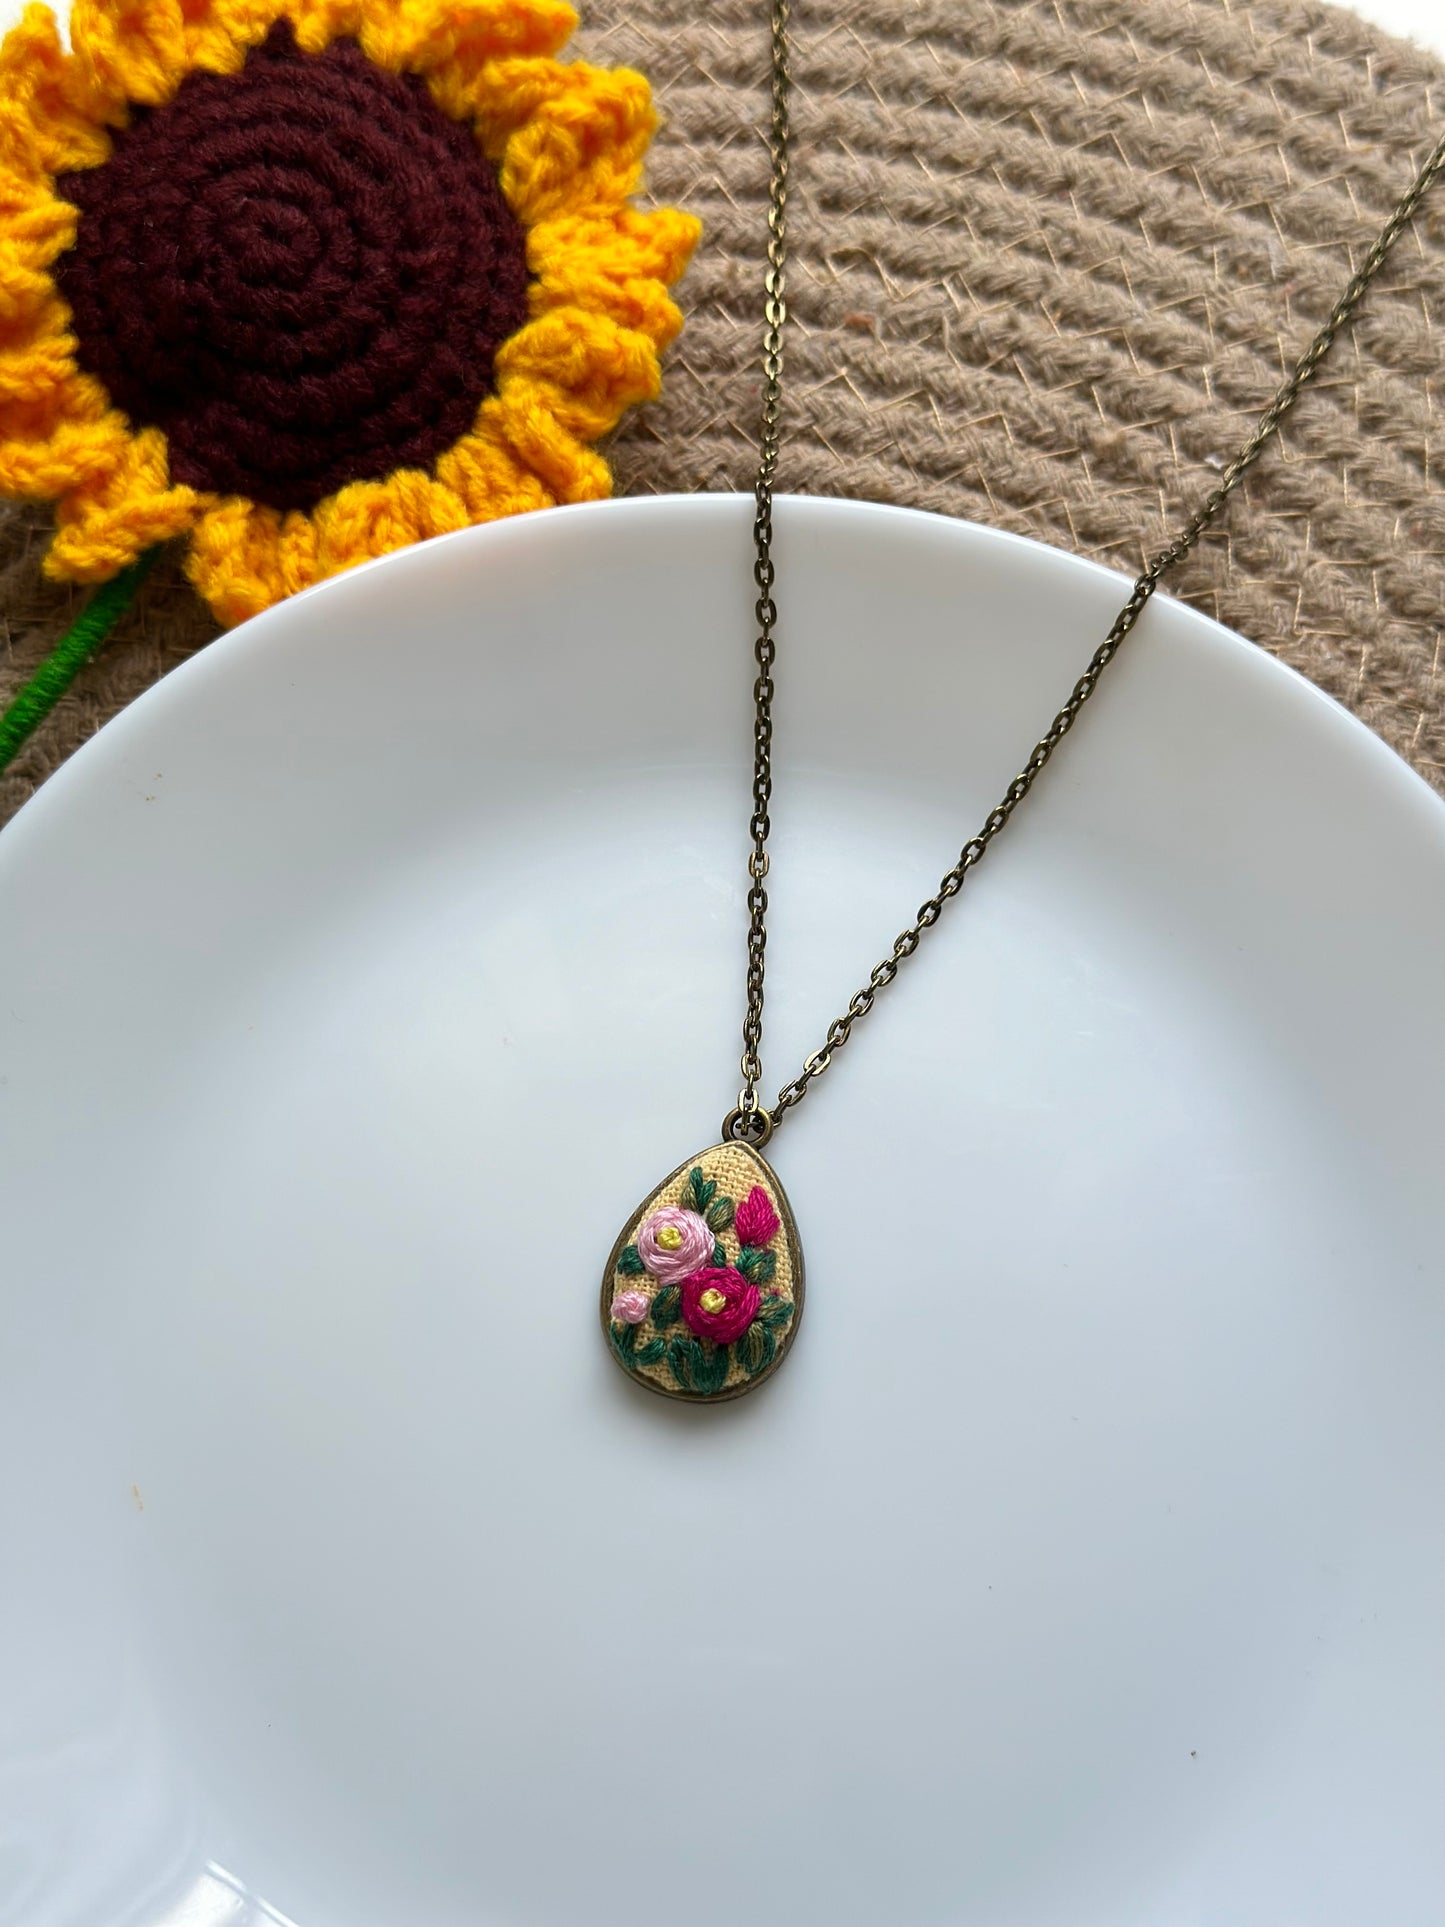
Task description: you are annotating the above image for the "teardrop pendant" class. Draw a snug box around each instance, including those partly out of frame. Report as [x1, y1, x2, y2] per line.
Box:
[601, 1142, 804, 1402]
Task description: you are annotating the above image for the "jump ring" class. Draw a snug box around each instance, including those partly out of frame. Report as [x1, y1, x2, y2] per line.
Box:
[721, 1104, 775, 1149]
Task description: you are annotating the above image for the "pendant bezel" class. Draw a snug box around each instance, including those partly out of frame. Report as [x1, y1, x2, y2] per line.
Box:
[600, 1141, 805, 1404]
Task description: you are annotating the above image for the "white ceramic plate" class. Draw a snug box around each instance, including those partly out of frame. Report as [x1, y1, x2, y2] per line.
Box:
[1, 495, 1442, 1927]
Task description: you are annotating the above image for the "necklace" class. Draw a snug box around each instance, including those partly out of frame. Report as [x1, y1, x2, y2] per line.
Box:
[600, 1, 1445, 1404]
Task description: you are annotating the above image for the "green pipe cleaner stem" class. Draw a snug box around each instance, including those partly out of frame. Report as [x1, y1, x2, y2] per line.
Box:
[0, 548, 162, 776]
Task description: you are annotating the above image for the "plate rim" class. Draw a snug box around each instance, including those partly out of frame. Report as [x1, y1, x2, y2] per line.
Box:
[3, 492, 1443, 865]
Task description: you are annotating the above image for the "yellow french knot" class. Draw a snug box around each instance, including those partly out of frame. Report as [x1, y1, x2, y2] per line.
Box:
[655, 1224, 684, 1251]
[699, 1287, 727, 1315]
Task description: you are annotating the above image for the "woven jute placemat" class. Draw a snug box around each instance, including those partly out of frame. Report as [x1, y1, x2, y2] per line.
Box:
[2, 0, 1442, 827]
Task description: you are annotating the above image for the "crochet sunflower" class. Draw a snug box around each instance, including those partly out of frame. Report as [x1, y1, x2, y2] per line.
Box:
[0, 0, 698, 665]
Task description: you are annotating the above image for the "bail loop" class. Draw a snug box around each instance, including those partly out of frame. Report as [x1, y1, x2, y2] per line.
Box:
[722, 1103, 775, 1149]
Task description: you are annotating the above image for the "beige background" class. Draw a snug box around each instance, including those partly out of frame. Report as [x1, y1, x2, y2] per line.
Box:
[3, 0, 1443, 824]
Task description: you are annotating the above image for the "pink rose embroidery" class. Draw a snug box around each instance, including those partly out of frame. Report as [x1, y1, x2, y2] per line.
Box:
[609, 1289, 651, 1326]
[734, 1184, 780, 1249]
[636, 1206, 714, 1282]
[680, 1266, 761, 1346]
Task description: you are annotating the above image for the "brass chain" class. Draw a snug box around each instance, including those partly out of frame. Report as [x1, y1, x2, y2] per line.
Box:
[728, 0, 1445, 1149]
[731, 0, 792, 1148]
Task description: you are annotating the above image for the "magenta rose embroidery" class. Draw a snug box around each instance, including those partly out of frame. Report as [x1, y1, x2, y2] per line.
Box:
[680, 1265, 761, 1345]
[636, 1206, 714, 1282]
[734, 1184, 780, 1248]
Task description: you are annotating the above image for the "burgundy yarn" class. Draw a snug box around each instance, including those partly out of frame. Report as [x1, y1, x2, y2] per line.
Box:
[56, 19, 531, 509]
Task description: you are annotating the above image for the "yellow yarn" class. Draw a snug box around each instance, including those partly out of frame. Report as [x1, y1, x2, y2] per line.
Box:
[49, 424, 200, 581]
[0, 0, 700, 624]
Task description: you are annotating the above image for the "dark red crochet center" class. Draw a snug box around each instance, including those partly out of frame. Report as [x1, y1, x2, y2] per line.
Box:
[56, 19, 530, 510]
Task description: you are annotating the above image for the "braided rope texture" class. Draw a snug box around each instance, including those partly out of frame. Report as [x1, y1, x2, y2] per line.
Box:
[597, 0, 1445, 781]
[3, 0, 1443, 823]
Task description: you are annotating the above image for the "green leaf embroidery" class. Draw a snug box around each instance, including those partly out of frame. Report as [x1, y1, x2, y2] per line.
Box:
[667, 1333, 731, 1396]
[737, 1322, 764, 1374]
[712, 1239, 727, 1268]
[697, 1339, 731, 1396]
[736, 1321, 776, 1379]
[738, 1245, 776, 1286]
[650, 1284, 681, 1328]
[667, 1334, 703, 1393]
[635, 1336, 667, 1366]
[684, 1166, 718, 1214]
[759, 1294, 792, 1330]
[705, 1195, 735, 1233]
[617, 1244, 645, 1276]
[610, 1321, 640, 1362]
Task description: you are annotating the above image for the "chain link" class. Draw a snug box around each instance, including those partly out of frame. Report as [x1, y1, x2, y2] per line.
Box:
[733, 0, 792, 1146]
[733, 0, 1445, 1142]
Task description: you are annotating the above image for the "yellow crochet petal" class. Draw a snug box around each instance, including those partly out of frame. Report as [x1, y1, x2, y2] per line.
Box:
[424, 51, 548, 146]
[282, 0, 364, 57]
[528, 205, 697, 342]
[360, 0, 576, 78]
[0, 184, 77, 381]
[353, 0, 437, 73]
[187, 496, 321, 626]
[46, 423, 201, 579]
[395, 0, 575, 84]
[69, 0, 191, 111]
[0, 254, 56, 331]
[0, 352, 109, 414]
[434, 414, 552, 520]
[178, 0, 279, 77]
[311, 470, 468, 577]
[0, 5, 112, 175]
[532, 270, 681, 350]
[0, 187, 78, 275]
[0, 279, 88, 443]
[0, 328, 79, 408]
[427, 52, 616, 168]
[495, 308, 658, 441]
[0, 352, 114, 491]
[0, 396, 125, 497]
[495, 62, 655, 223]
[0, 168, 36, 241]
[537, 203, 701, 289]
[484, 384, 609, 505]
